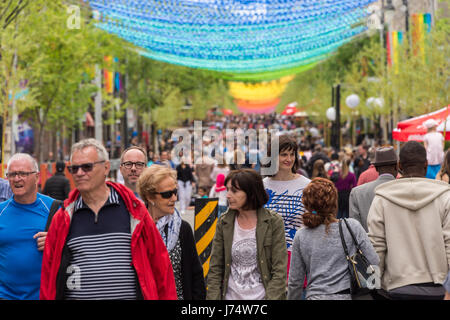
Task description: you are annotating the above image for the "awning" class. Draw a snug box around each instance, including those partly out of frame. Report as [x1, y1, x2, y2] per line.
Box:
[281, 102, 298, 115]
[392, 105, 450, 141]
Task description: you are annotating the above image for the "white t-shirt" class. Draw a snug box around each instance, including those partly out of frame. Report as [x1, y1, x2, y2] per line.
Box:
[263, 175, 311, 251]
[209, 188, 227, 207]
[225, 218, 265, 300]
[423, 132, 444, 165]
[210, 166, 230, 183]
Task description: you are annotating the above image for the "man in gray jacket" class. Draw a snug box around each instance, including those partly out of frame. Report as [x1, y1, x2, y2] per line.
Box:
[349, 147, 398, 232]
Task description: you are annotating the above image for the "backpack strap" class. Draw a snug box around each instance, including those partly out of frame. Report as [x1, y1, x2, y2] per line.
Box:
[45, 200, 63, 231]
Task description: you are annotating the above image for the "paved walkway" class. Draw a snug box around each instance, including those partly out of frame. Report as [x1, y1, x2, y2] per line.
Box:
[177, 203, 195, 230]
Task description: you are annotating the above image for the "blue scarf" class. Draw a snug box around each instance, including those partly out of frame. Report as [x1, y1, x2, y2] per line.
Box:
[156, 208, 182, 252]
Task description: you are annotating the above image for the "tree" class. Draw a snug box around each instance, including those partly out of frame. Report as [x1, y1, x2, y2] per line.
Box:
[280, 16, 449, 146]
[0, 0, 29, 29]
[341, 18, 449, 143]
[4, 1, 126, 162]
[123, 49, 232, 151]
[279, 35, 374, 122]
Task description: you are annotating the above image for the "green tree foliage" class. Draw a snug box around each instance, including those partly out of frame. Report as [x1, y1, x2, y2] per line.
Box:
[0, 0, 28, 29]
[279, 16, 449, 140]
[1, 0, 126, 162]
[124, 51, 232, 129]
[279, 35, 374, 122]
[343, 18, 449, 122]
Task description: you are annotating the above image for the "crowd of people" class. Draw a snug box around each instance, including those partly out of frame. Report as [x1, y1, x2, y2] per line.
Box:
[0, 112, 449, 300]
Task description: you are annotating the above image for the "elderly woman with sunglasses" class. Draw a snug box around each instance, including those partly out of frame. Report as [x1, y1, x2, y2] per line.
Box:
[137, 165, 206, 300]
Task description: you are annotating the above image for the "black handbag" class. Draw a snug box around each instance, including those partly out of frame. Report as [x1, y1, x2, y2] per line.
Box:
[338, 218, 376, 296]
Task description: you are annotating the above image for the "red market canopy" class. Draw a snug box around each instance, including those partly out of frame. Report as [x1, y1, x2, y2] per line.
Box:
[393, 105, 450, 141]
[281, 102, 298, 115]
[223, 108, 233, 116]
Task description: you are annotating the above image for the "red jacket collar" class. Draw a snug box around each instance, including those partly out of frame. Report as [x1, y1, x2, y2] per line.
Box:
[64, 181, 145, 220]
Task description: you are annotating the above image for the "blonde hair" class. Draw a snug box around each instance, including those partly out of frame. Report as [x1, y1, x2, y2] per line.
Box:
[137, 165, 177, 203]
[341, 156, 351, 179]
[312, 159, 328, 179]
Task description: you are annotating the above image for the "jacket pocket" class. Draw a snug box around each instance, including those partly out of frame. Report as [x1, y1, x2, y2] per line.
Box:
[263, 235, 273, 271]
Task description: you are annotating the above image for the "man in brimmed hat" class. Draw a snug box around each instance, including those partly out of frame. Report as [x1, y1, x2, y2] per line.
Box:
[367, 141, 450, 300]
[349, 146, 398, 232]
[423, 118, 444, 179]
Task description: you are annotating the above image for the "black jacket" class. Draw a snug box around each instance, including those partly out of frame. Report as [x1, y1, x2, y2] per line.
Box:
[176, 164, 195, 183]
[179, 220, 206, 300]
[43, 172, 71, 201]
[306, 152, 330, 177]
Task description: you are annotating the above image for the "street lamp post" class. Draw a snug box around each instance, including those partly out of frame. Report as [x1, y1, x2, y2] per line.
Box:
[331, 84, 341, 151]
[402, 0, 409, 33]
[329, 85, 362, 150]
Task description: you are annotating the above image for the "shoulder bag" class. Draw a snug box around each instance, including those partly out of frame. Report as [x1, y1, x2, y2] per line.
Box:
[338, 218, 376, 297]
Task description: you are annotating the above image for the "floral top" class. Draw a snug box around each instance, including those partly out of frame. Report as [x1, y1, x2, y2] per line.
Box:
[169, 238, 184, 300]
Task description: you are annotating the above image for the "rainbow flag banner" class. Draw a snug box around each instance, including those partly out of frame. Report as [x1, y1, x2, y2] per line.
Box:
[103, 56, 114, 94]
[387, 13, 432, 72]
[387, 31, 403, 73]
[411, 13, 432, 59]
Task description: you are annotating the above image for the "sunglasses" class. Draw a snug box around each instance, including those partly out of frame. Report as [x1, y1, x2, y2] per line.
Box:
[67, 161, 105, 174]
[155, 188, 178, 199]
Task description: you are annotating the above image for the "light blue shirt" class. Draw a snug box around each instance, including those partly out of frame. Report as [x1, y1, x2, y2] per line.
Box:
[0, 193, 54, 300]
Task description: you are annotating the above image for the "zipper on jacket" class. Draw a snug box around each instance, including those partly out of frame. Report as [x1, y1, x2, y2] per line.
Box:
[94, 212, 98, 223]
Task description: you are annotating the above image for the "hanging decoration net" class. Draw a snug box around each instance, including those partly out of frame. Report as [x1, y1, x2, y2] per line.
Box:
[85, 0, 376, 81]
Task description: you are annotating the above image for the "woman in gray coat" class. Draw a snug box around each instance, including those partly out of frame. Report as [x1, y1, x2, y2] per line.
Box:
[288, 177, 379, 300]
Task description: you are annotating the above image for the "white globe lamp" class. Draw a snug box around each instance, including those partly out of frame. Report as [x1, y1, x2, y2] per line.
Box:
[374, 97, 384, 108]
[345, 94, 360, 109]
[366, 97, 375, 108]
[326, 107, 336, 121]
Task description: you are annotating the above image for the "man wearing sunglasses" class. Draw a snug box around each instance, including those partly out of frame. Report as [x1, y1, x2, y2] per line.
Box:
[119, 146, 147, 199]
[40, 138, 177, 300]
[0, 153, 59, 300]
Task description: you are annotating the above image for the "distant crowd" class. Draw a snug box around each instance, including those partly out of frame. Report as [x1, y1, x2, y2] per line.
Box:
[0, 113, 448, 301]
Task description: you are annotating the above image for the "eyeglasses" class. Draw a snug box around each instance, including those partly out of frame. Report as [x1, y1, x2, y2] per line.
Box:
[67, 161, 105, 174]
[6, 171, 37, 179]
[155, 188, 178, 199]
[121, 161, 146, 169]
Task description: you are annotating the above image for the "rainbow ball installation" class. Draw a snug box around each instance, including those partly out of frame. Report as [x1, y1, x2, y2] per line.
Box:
[85, 0, 376, 113]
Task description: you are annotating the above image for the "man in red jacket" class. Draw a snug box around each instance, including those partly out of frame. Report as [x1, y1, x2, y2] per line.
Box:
[40, 138, 177, 300]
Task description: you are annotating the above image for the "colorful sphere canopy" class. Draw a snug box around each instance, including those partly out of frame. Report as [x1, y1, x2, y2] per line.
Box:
[85, 0, 376, 81]
[229, 76, 293, 113]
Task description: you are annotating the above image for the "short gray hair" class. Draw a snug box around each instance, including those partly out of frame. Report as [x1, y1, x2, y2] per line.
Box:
[70, 138, 109, 162]
[6, 153, 39, 173]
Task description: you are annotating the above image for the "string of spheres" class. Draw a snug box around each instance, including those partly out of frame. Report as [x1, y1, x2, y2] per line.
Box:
[85, 0, 376, 112]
